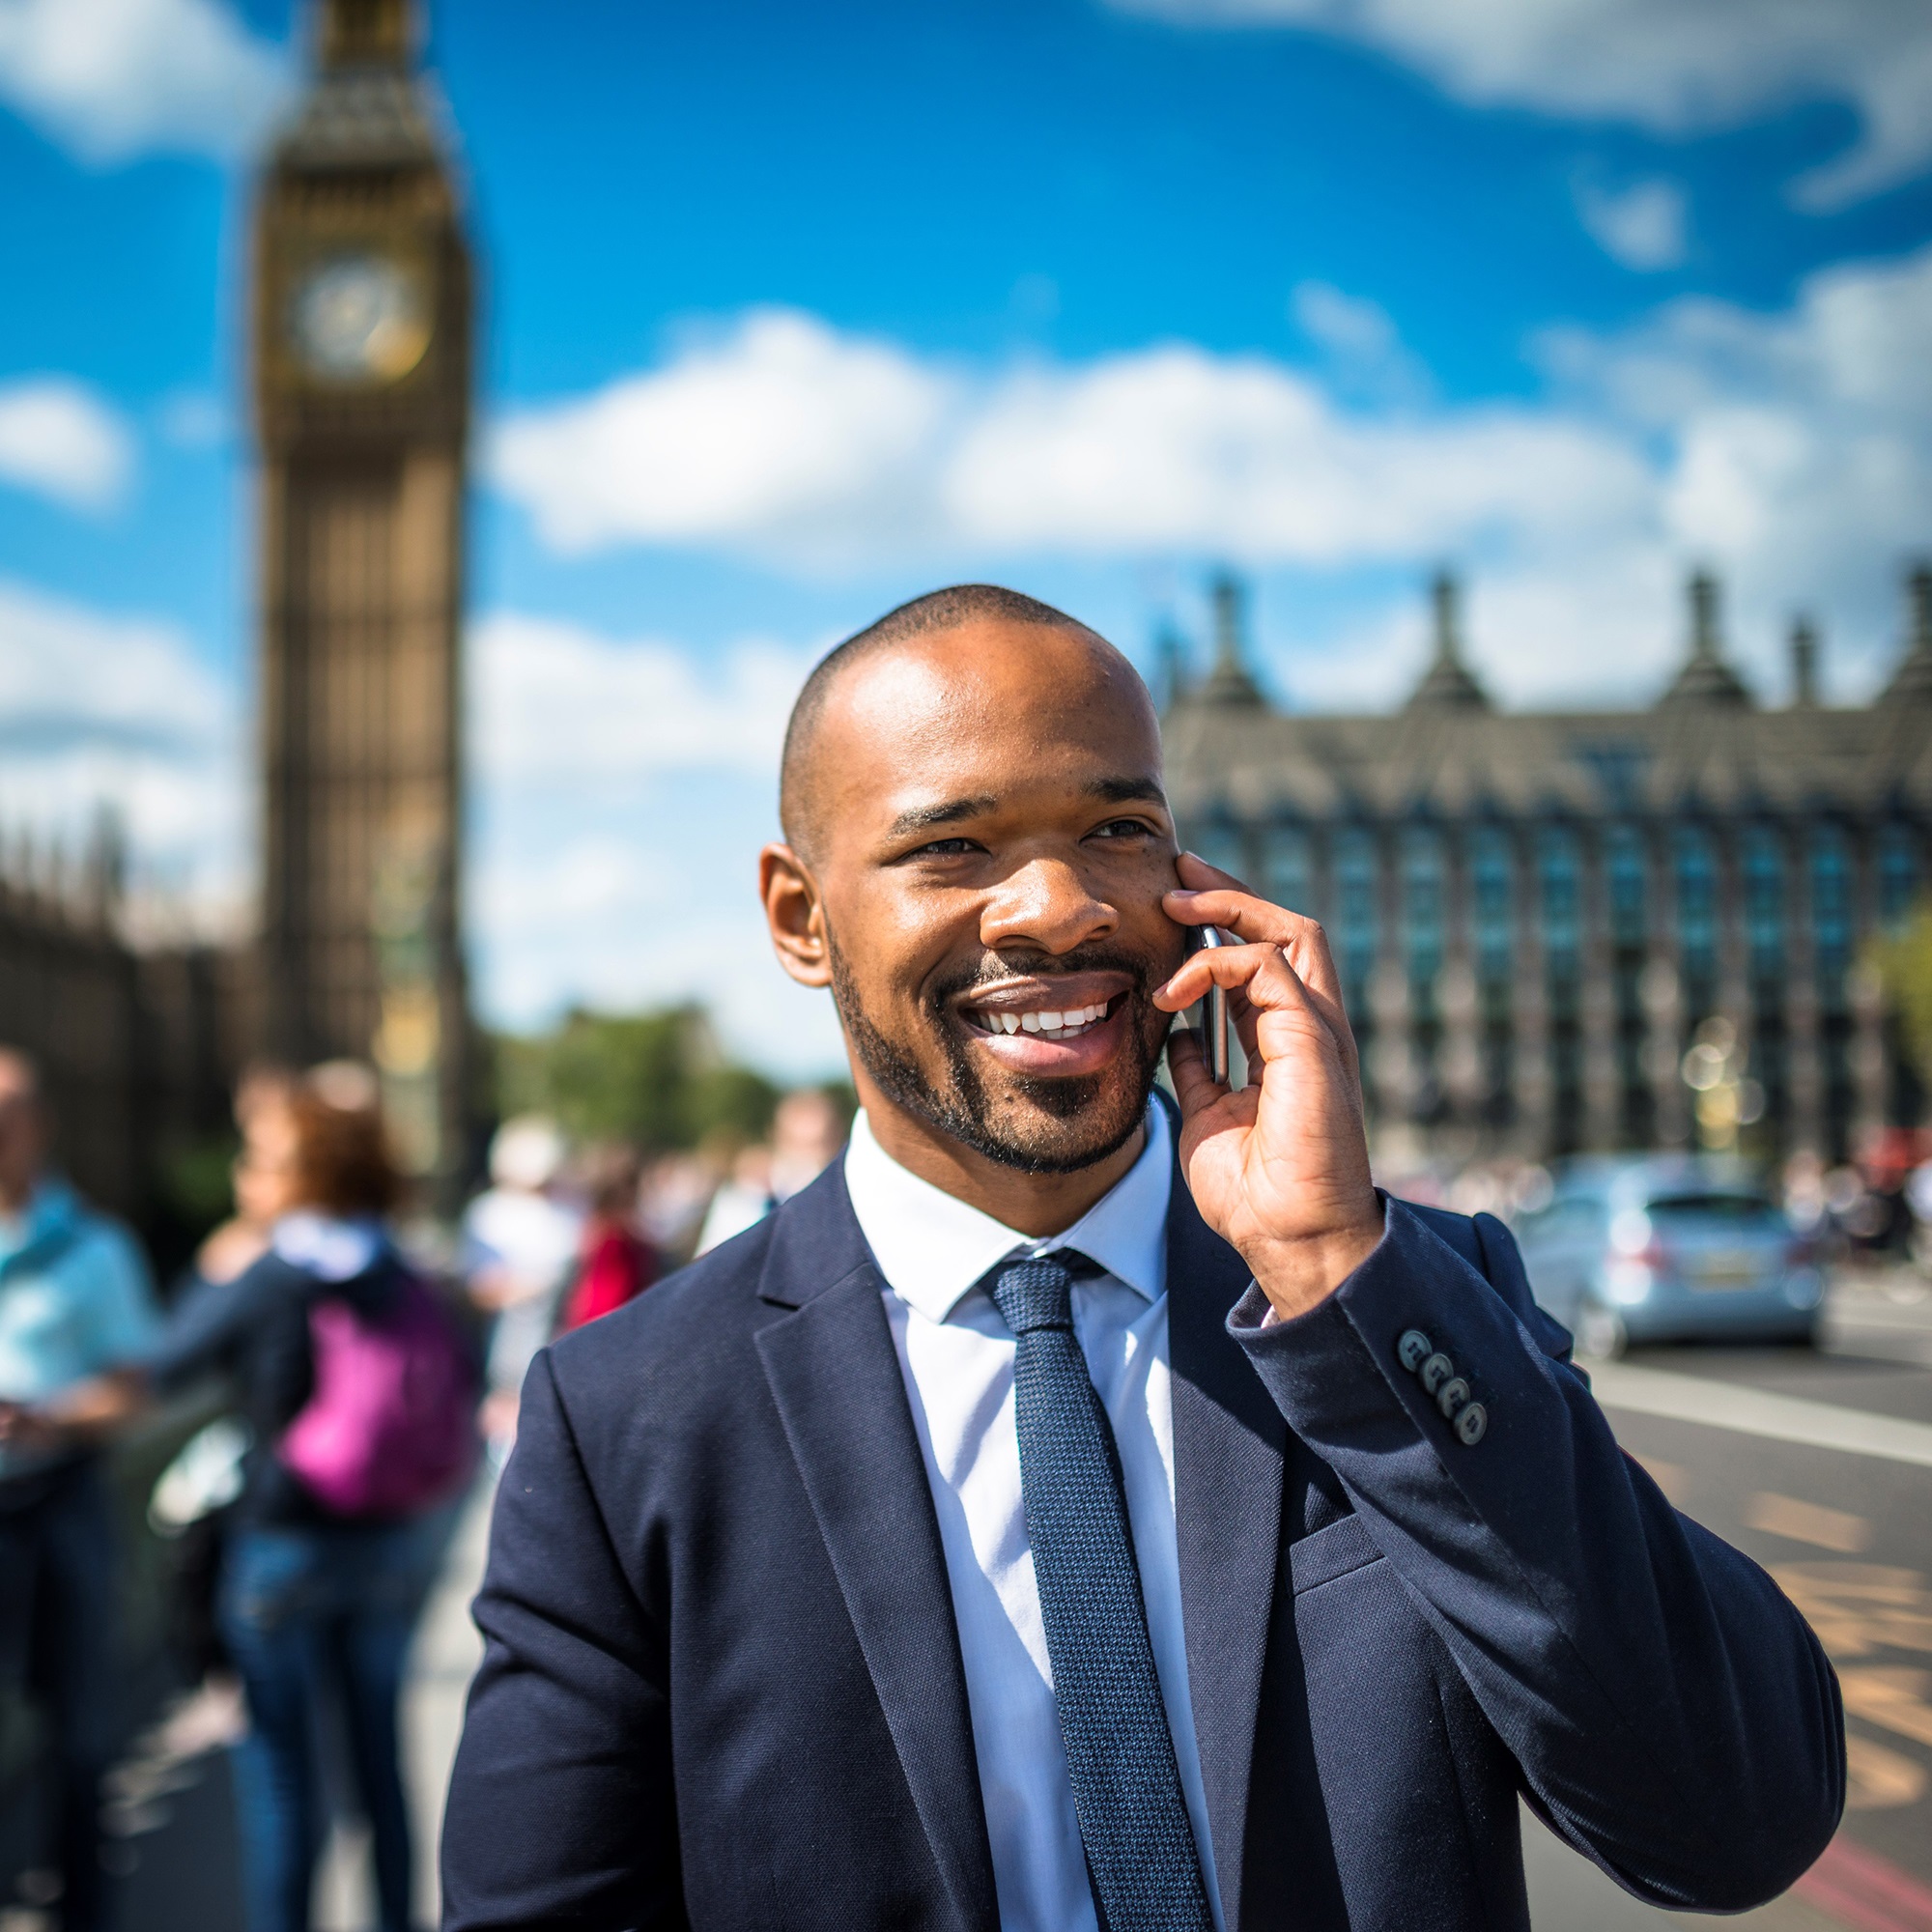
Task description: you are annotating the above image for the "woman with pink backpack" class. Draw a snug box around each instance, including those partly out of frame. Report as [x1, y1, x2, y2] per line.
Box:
[71, 1064, 479, 1932]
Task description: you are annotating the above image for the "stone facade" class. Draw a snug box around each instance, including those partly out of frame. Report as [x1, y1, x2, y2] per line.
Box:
[1164, 568, 1932, 1163]
[0, 828, 239, 1226]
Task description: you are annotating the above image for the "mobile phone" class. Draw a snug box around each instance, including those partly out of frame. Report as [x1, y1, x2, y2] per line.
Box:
[1187, 923, 1230, 1085]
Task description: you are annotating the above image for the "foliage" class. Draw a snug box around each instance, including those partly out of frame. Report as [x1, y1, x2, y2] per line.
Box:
[493, 1004, 783, 1152]
[1877, 901, 1932, 1088]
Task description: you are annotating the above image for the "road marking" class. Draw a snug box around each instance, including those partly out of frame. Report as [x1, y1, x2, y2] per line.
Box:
[1769, 1565, 1932, 1660]
[1797, 1833, 1932, 1932]
[1589, 1362, 1932, 1467]
[1746, 1491, 1872, 1552]
[1840, 1668, 1932, 1749]
[1844, 1735, 1927, 1812]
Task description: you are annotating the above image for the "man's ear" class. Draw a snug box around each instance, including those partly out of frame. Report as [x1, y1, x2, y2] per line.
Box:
[760, 842, 833, 988]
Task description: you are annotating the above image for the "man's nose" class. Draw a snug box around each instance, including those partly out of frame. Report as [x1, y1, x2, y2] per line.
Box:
[980, 857, 1118, 955]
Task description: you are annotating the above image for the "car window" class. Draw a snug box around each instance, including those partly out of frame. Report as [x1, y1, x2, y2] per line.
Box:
[1646, 1192, 1780, 1226]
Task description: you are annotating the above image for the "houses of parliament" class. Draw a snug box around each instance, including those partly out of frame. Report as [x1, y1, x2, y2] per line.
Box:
[1166, 568, 1932, 1165]
[2, 0, 1929, 1230]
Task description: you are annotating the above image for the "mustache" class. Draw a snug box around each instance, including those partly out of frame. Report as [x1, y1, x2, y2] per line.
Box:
[927, 943, 1157, 1009]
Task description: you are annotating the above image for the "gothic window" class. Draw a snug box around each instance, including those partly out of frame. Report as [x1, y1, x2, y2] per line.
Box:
[1878, 824, 1919, 931]
[1811, 825, 1851, 1013]
[1334, 827, 1378, 1016]
[1539, 825, 1581, 1001]
[1262, 825, 1313, 918]
[1401, 827, 1444, 1007]
[1470, 826, 1513, 995]
[1605, 824, 1646, 952]
[1675, 825, 1718, 1012]
[1742, 826, 1785, 1004]
[1195, 822, 1248, 882]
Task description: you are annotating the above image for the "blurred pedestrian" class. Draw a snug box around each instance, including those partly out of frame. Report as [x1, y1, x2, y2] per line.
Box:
[555, 1145, 656, 1332]
[0, 1046, 161, 1932]
[693, 1088, 846, 1255]
[461, 1115, 582, 1453]
[636, 1150, 719, 1264]
[63, 1064, 477, 1932]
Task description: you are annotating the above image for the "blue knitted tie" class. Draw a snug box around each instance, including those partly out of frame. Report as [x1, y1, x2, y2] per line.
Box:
[986, 1251, 1215, 1932]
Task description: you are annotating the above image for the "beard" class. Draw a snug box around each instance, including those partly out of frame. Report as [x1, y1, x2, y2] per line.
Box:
[828, 934, 1170, 1175]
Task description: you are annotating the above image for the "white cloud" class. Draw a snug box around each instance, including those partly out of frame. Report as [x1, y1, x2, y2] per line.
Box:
[0, 377, 134, 511]
[467, 608, 843, 1074]
[0, 0, 285, 165]
[495, 237, 1932, 714]
[469, 611, 817, 786]
[0, 575, 242, 925]
[489, 310, 953, 560]
[1574, 176, 1689, 271]
[493, 304, 1651, 574]
[1290, 280, 1433, 404]
[1105, 0, 1932, 210]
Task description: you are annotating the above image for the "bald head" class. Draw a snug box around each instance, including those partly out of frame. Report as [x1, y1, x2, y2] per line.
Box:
[780, 584, 1150, 861]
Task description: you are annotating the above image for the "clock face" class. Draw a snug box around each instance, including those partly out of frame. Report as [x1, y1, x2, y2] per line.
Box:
[290, 254, 431, 384]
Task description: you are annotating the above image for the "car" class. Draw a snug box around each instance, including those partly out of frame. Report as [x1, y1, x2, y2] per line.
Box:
[1511, 1155, 1824, 1358]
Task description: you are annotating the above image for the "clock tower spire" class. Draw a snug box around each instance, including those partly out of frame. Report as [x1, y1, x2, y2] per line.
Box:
[251, 0, 472, 1193]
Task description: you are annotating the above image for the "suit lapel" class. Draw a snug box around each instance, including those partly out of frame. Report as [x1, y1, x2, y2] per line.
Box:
[1167, 1158, 1288, 1928]
[754, 1168, 999, 1932]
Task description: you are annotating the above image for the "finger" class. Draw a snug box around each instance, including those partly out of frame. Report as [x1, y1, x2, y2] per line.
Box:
[1175, 848, 1254, 896]
[1166, 889, 1352, 1048]
[1167, 885, 1340, 987]
[1156, 940, 1310, 1012]
[1164, 1023, 1229, 1115]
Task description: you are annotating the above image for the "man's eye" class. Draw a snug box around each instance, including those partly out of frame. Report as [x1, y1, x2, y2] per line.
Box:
[909, 838, 983, 859]
[1090, 818, 1154, 840]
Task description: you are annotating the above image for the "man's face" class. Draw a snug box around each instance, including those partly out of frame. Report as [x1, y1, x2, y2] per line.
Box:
[802, 621, 1186, 1175]
[0, 1060, 45, 1206]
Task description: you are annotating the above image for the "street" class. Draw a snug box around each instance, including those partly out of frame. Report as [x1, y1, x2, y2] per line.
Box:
[18, 1274, 1931, 1932]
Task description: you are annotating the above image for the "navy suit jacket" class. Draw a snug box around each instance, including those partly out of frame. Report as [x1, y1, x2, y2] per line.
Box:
[441, 1148, 1843, 1931]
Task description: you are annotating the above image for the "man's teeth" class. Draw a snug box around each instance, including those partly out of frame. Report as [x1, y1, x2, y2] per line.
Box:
[981, 1002, 1111, 1037]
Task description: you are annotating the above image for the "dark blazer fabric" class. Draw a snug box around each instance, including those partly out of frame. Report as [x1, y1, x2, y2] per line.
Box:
[440, 1159, 1844, 1932]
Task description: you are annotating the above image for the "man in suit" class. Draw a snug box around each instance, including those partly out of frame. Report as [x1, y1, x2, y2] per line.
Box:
[442, 584, 1842, 1931]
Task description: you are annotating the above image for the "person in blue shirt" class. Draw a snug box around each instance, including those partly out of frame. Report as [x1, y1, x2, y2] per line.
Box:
[0, 1045, 161, 1932]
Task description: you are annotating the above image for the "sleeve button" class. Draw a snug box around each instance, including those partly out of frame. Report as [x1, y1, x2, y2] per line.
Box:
[1456, 1403, 1489, 1446]
[1436, 1377, 1470, 1420]
[1397, 1329, 1433, 1373]
[1420, 1351, 1455, 1396]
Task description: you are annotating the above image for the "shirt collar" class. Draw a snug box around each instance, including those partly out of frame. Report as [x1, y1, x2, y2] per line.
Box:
[843, 1099, 1172, 1325]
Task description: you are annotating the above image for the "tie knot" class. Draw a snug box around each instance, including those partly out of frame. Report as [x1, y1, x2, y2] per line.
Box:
[987, 1250, 1093, 1336]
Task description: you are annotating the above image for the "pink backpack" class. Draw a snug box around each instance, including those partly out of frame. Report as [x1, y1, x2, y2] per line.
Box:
[278, 1272, 479, 1519]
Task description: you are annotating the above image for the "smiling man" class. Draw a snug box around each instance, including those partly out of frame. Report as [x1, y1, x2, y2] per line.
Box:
[442, 585, 1843, 1932]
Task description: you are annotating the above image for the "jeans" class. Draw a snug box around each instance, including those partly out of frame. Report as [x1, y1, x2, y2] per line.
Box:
[0, 1460, 120, 1932]
[217, 1517, 440, 1932]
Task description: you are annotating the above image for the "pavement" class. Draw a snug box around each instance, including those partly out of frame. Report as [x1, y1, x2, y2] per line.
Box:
[13, 1266, 1931, 1932]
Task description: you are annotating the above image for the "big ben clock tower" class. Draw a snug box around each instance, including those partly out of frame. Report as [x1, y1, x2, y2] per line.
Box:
[252, 0, 471, 1188]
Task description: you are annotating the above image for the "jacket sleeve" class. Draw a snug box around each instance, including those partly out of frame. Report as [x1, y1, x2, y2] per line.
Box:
[440, 1350, 682, 1931]
[1229, 1196, 1844, 1913]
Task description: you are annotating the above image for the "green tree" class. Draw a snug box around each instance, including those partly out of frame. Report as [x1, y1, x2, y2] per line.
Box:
[493, 1004, 783, 1152]
[1877, 901, 1932, 1092]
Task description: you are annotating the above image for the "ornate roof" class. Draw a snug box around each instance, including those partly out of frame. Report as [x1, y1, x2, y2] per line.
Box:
[1164, 569, 1932, 825]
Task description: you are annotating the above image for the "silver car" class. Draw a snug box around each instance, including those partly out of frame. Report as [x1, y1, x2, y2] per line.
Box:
[1512, 1156, 1824, 1357]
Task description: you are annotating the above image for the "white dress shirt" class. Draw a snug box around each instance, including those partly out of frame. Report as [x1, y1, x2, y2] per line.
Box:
[844, 1103, 1225, 1932]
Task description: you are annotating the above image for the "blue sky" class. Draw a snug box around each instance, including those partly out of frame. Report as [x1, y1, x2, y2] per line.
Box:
[3, 0, 1931, 1076]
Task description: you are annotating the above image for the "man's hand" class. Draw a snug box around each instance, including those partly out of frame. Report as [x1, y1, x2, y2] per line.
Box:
[1153, 852, 1384, 1321]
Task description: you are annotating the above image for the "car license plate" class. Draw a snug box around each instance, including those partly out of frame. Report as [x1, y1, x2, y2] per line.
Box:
[1689, 1250, 1758, 1290]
